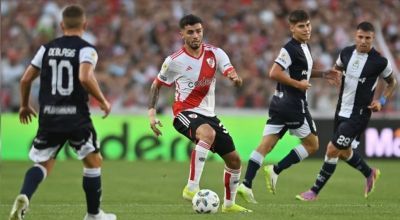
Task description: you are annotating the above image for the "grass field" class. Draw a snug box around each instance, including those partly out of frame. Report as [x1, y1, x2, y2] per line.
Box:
[1, 160, 399, 220]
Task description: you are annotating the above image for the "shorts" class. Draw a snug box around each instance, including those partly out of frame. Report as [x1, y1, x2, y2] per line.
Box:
[263, 107, 317, 139]
[331, 115, 369, 150]
[29, 125, 99, 162]
[173, 111, 235, 156]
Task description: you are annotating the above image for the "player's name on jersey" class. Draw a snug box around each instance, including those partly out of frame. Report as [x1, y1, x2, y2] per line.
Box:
[48, 48, 76, 57]
[43, 105, 77, 115]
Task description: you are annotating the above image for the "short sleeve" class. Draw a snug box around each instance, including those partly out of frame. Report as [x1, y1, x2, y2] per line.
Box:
[215, 48, 234, 76]
[157, 56, 176, 86]
[381, 60, 393, 78]
[274, 48, 292, 70]
[335, 53, 343, 68]
[79, 47, 98, 68]
[31, 46, 46, 69]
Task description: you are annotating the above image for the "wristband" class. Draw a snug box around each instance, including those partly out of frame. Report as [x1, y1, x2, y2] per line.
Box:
[379, 96, 387, 106]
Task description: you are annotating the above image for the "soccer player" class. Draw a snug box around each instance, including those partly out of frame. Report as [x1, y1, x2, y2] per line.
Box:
[296, 21, 398, 201]
[148, 14, 251, 213]
[9, 5, 116, 220]
[237, 10, 340, 203]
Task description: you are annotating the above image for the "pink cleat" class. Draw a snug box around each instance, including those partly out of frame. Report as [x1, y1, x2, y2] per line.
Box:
[365, 168, 380, 198]
[295, 190, 318, 201]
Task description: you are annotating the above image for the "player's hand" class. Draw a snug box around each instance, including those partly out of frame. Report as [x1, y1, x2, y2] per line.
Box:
[325, 69, 342, 87]
[19, 105, 37, 124]
[99, 100, 111, 118]
[148, 108, 163, 137]
[227, 69, 243, 87]
[368, 100, 382, 112]
[296, 79, 312, 92]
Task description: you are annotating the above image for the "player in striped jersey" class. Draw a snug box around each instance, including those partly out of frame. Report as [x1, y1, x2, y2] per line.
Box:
[297, 21, 397, 201]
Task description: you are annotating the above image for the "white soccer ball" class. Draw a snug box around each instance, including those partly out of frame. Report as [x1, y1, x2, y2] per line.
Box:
[192, 189, 220, 214]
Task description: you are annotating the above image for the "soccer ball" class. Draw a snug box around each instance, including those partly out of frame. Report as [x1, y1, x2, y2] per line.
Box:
[192, 189, 220, 214]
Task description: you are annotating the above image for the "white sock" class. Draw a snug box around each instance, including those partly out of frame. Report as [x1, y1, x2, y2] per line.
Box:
[223, 166, 241, 207]
[187, 140, 210, 191]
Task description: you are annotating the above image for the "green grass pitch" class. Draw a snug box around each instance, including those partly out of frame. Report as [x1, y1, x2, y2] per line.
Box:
[1, 160, 399, 220]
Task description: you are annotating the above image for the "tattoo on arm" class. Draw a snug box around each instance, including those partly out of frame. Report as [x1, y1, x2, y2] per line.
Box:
[148, 81, 161, 109]
[383, 73, 398, 99]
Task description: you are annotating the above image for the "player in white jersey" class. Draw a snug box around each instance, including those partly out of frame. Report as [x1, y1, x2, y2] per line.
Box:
[148, 14, 251, 213]
[296, 22, 397, 201]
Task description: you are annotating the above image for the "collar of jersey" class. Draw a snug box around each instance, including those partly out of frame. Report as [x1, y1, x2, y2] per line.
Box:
[182, 44, 204, 59]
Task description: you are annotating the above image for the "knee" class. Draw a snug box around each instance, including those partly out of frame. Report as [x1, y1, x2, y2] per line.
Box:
[196, 124, 216, 145]
[302, 135, 319, 155]
[325, 142, 340, 158]
[84, 153, 103, 168]
[225, 153, 241, 170]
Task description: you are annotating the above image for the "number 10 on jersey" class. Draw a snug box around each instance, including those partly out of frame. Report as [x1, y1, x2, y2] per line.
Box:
[49, 59, 74, 96]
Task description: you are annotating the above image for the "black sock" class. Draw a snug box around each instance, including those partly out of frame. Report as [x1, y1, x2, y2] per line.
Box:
[83, 175, 102, 215]
[243, 160, 261, 188]
[311, 161, 337, 194]
[274, 150, 301, 174]
[20, 166, 45, 200]
[346, 151, 372, 178]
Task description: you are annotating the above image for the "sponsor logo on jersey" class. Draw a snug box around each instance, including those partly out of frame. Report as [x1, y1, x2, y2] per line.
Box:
[206, 57, 215, 68]
[185, 66, 192, 71]
[188, 78, 215, 88]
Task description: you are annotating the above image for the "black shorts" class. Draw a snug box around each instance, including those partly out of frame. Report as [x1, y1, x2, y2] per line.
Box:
[266, 107, 317, 138]
[331, 115, 369, 150]
[173, 111, 235, 156]
[30, 124, 99, 161]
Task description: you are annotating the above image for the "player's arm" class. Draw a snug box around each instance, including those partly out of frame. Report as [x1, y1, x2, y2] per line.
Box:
[79, 62, 111, 118]
[225, 68, 243, 87]
[311, 68, 341, 86]
[19, 65, 40, 124]
[368, 73, 398, 112]
[148, 80, 163, 137]
[269, 63, 311, 92]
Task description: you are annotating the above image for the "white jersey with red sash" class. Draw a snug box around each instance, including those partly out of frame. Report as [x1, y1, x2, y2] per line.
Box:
[157, 43, 234, 117]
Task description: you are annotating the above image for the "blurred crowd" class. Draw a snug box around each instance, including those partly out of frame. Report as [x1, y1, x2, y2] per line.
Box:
[2, 0, 400, 115]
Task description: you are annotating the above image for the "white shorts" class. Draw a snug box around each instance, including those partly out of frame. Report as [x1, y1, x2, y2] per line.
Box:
[263, 118, 317, 139]
[29, 126, 99, 163]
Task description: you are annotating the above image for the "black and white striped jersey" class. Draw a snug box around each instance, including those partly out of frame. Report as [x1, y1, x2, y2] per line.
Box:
[335, 45, 392, 118]
[31, 35, 98, 132]
[270, 38, 313, 113]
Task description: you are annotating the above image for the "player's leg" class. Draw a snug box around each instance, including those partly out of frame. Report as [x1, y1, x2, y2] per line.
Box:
[215, 133, 251, 213]
[9, 130, 65, 220]
[238, 134, 279, 203]
[341, 140, 380, 198]
[71, 126, 116, 220]
[296, 141, 340, 201]
[173, 112, 213, 200]
[266, 116, 318, 194]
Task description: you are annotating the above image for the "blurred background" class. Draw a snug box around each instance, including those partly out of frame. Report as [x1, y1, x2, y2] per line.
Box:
[1, 0, 400, 117]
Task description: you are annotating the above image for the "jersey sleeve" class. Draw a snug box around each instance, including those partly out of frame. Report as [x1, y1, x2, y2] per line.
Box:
[79, 47, 98, 68]
[274, 48, 292, 70]
[157, 56, 176, 86]
[215, 48, 235, 76]
[380, 60, 393, 78]
[335, 53, 344, 69]
[31, 45, 46, 69]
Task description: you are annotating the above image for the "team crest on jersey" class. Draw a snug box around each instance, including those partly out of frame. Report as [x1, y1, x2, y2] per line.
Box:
[188, 113, 198, 119]
[206, 57, 215, 68]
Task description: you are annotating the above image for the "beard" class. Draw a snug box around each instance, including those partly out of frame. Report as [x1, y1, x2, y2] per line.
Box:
[187, 40, 201, 50]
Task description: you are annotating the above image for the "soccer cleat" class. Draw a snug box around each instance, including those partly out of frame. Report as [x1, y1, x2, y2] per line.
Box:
[182, 185, 199, 201]
[83, 210, 117, 220]
[222, 204, 253, 213]
[264, 165, 278, 194]
[364, 168, 381, 198]
[295, 190, 318, 201]
[237, 183, 258, 204]
[9, 194, 29, 220]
